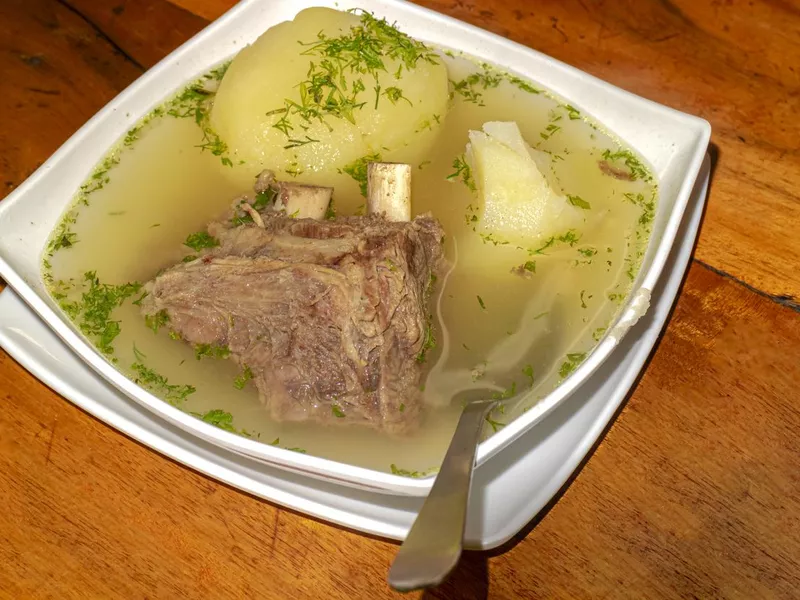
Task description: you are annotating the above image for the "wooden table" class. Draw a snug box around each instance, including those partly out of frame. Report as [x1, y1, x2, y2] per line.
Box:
[1, 0, 798, 597]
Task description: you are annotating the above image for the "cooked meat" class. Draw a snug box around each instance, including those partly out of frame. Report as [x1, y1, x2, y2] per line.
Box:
[140, 204, 445, 434]
[598, 159, 635, 181]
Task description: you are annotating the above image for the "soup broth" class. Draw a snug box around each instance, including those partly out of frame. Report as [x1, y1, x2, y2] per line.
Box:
[42, 17, 656, 475]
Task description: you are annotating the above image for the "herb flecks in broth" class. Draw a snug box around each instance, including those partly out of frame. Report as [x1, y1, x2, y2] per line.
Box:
[601, 148, 653, 183]
[341, 153, 381, 196]
[53, 272, 142, 357]
[145, 309, 169, 334]
[233, 365, 254, 390]
[390, 464, 440, 478]
[445, 154, 476, 191]
[567, 194, 591, 209]
[192, 408, 251, 436]
[132, 360, 196, 405]
[270, 438, 307, 454]
[559, 352, 587, 379]
[42, 9, 659, 474]
[449, 62, 543, 106]
[166, 62, 233, 167]
[42, 60, 233, 277]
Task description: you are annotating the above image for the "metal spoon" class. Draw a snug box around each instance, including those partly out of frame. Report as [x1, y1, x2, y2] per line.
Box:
[388, 398, 498, 592]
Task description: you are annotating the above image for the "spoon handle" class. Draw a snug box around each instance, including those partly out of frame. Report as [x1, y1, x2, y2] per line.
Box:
[388, 399, 497, 592]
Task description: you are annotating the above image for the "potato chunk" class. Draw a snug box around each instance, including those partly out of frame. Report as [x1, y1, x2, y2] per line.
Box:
[467, 121, 582, 245]
[210, 7, 449, 200]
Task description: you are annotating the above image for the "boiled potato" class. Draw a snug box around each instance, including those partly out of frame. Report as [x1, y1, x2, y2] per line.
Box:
[467, 121, 583, 245]
[210, 7, 449, 208]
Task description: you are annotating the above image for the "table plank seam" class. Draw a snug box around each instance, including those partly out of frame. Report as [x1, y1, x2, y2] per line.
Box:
[693, 258, 800, 313]
[53, 0, 146, 71]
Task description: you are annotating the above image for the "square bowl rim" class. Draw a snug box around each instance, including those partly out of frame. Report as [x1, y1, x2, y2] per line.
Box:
[0, 0, 711, 496]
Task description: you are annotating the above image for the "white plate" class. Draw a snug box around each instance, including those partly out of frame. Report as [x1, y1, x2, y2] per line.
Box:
[0, 0, 710, 494]
[0, 155, 709, 548]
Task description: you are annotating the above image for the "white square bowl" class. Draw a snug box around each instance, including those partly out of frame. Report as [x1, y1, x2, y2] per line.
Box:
[0, 0, 710, 496]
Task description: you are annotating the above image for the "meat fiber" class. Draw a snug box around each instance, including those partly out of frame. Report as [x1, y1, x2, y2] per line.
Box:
[140, 190, 444, 434]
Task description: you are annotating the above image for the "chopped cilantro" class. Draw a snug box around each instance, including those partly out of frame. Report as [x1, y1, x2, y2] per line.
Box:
[332, 404, 346, 418]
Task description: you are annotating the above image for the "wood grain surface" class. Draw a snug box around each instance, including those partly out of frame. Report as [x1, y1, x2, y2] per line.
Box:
[1, 1, 798, 598]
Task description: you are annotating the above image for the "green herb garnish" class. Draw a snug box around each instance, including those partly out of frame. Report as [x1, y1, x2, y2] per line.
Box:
[131, 360, 196, 405]
[194, 343, 231, 360]
[602, 148, 652, 182]
[485, 415, 505, 432]
[450, 69, 502, 105]
[446, 154, 475, 191]
[184, 231, 219, 251]
[192, 408, 250, 436]
[332, 404, 346, 418]
[559, 352, 587, 379]
[58, 272, 142, 356]
[234, 365, 253, 390]
[623, 191, 656, 228]
[416, 315, 436, 363]
[562, 104, 581, 120]
[390, 464, 440, 478]
[567, 194, 591, 209]
[267, 12, 437, 136]
[341, 152, 381, 196]
[528, 229, 580, 255]
[522, 364, 534, 386]
[166, 76, 233, 167]
[145, 309, 169, 334]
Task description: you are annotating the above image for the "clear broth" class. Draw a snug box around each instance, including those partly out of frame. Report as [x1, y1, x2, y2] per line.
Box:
[43, 51, 656, 474]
